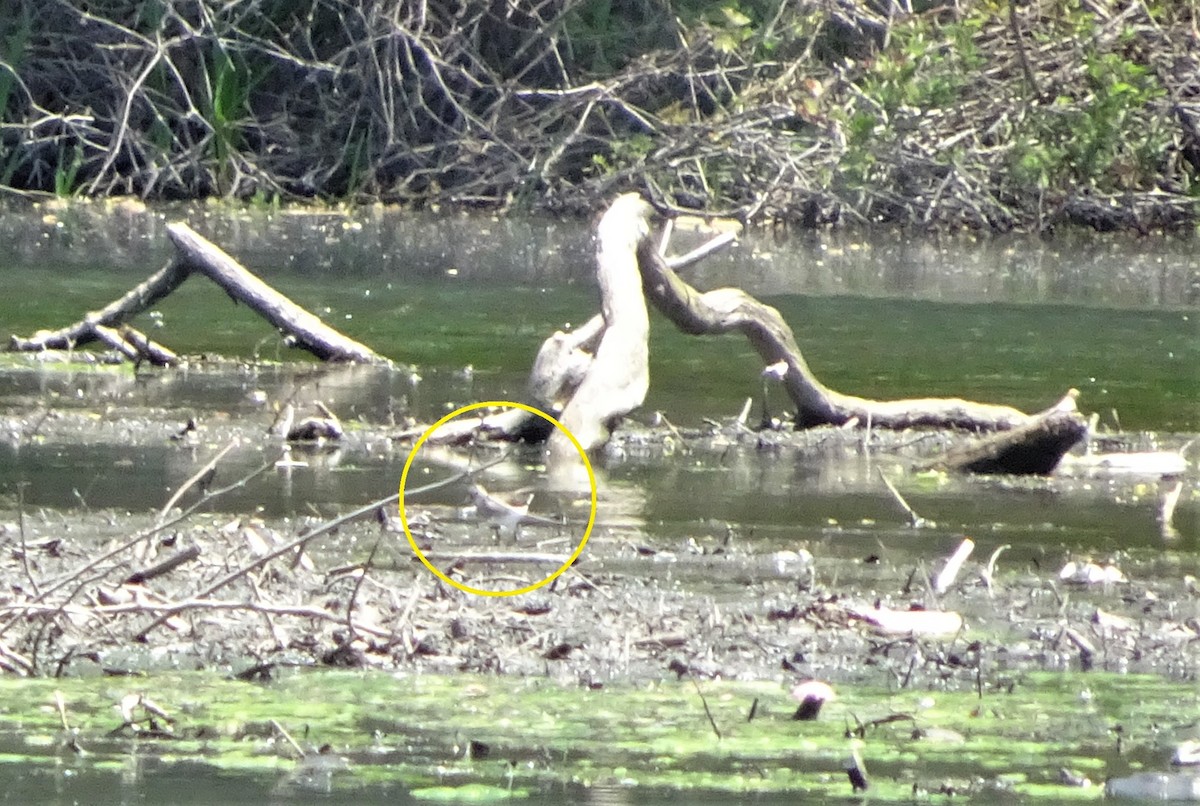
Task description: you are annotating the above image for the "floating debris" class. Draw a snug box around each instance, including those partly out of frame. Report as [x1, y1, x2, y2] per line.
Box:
[790, 679, 836, 721]
[1104, 771, 1200, 800]
[1174, 740, 1200, 767]
[848, 605, 964, 637]
[1059, 560, 1126, 585]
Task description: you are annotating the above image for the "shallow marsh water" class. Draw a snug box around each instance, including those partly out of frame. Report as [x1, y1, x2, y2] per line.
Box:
[0, 669, 1196, 803]
[0, 202, 1197, 802]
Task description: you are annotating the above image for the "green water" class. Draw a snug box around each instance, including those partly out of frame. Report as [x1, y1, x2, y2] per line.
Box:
[3, 258, 1196, 432]
[0, 669, 1192, 803]
[2, 201, 1196, 431]
[0, 202, 1195, 536]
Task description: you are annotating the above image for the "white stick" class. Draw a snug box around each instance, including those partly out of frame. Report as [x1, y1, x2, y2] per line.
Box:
[934, 537, 975, 594]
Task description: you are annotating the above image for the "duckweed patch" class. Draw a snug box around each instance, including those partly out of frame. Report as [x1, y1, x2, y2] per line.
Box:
[0, 669, 1192, 802]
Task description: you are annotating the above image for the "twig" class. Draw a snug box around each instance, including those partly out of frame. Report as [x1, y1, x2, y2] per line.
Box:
[1008, 0, 1040, 98]
[16, 483, 40, 597]
[156, 441, 237, 526]
[9, 599, 393, 639]
[982, 544, 1010, 595]
[420, 551, 574, 565]
[134, 454, 511, 640]
[55, 690, 71, 731]
[0, 454, 276, 640]
[122, 545, 202, 585]
[346, 534, 381, 640]
[686, 669, 722, 740]
[270, 719, 307, 758]
[933, 537, 975, 595]
[54, 689, 85, 753]
[0, 641, 34, 676]
[655, 411, 688, 450]
[876, 468, 929, 528]
[664, 232, 738, 271]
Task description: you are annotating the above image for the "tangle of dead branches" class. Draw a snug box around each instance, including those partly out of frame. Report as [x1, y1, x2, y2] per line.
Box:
[0, 0, 1196, 232]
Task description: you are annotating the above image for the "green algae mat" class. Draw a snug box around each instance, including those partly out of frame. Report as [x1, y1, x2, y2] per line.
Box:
[0, 669, 1194, 803]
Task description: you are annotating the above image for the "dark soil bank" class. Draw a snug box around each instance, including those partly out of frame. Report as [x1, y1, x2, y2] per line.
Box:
[2, 1, 1197, 232]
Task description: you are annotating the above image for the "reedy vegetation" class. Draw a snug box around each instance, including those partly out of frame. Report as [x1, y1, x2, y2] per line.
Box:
[0, 0, 1196, 231]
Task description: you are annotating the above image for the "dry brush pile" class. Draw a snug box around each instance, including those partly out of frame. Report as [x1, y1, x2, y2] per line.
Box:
[0, 0, 1196, 231]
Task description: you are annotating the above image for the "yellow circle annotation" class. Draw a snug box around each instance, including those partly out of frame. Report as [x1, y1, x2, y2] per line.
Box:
[398, 400, 597, 597]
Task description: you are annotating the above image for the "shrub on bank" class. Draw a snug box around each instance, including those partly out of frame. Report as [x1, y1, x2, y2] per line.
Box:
[0, 0, 1195, 231]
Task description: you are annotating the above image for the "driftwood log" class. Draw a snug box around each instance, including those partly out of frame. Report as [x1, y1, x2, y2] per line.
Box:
[9, 223, 385, 364]
[10, 260, 189, 354]
[919, 390, 1087, 474]
[529, 193, 1086, 473]
[545, 195, 653, 463]
[165, 224, 383, 362]
[637, 229, 1029, 431]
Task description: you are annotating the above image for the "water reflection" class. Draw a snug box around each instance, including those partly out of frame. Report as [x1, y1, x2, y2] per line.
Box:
[1, 201, 1196, 306]
[685, 227, 1199, 307]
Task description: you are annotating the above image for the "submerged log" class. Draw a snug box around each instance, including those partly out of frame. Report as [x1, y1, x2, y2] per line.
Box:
[9, 260, 189, 352]
[166, 223, 385, 363]
[918, 390, 1087, 474]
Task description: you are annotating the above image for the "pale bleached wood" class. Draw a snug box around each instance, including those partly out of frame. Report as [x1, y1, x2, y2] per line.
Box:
[166, 222, 386, 363]
[547, 194, 654, 460]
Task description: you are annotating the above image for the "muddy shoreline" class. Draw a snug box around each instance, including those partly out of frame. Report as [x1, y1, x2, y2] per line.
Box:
[2, 401, 1196, 693]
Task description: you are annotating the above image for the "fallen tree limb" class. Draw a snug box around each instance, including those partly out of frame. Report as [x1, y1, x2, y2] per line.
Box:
[89, 324, 140, 362]
[9, 260, 189, 352]
[526, 193, 1085, 474]
[548, 194, 653, 459]
[9, 224, 386, 364]
[918, 390, 1087, 474]
[637, 235, 1031, 431]
[88, 324, 178, 367]
[118, 325, 178, 366]
[166, 223, 386, 363]
[393, 406, 549, 446]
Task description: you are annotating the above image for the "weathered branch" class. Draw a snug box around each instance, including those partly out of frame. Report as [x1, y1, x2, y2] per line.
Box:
[919, 390, 1087, 474]
[122, 545, 202, 585]
[524, 193, 1086, 475]
[165, 223, 387, 363]
[9, 260, 189, 352]
[637, 231, 1032, 431]
[11, 224, 387, 364]
[89, 324, 178, 366]
[88, 324, 140, 362]
[528, 317, 604, 413]
[117, 325, 179, 366]
[546, 194, 654, 459]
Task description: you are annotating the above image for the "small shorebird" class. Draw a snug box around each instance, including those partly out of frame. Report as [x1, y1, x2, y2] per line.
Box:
[467, 484, 561, 540]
